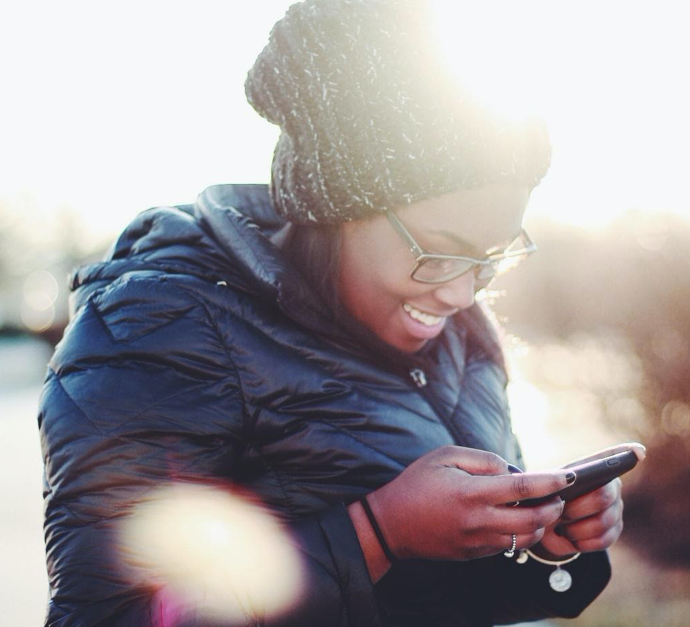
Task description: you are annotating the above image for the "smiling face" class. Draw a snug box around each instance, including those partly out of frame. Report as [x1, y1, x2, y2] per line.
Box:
[337, 183, 531, 353]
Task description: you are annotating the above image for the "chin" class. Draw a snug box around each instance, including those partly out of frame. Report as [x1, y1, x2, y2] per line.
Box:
[407, 340, 429, 353]
[385, 335, 428, 354]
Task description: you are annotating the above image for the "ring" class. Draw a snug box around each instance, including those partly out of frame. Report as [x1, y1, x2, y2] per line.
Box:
[504, 534, 517, 558]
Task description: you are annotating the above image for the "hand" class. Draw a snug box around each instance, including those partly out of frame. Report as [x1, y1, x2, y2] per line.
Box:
[534, 442, 644, 558]
[536, 478, 623, 558]
[365, 446, 575, 562]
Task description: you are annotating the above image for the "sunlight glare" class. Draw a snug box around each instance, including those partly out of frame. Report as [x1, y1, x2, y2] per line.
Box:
[429, 1, 553, 121]
[2, 1, 689, 241]
[507, 376, 554, 469]
[119, 483, 303, 624]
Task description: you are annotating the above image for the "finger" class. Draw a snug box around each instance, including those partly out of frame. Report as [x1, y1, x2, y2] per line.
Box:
[562, 479, 621, 522]
[432, 445, 510, 476]
[476, 470, 576, 504]
[496, 529, 546, 555]
[562, 442, 646, 468]
[568, 520, 623, 553]
[453, 529, 546, 561]
[560, 500, 623, 543]
[488, 498, 565, 535]
[462, 530, 545, 559]
[540, 527, 580, 557]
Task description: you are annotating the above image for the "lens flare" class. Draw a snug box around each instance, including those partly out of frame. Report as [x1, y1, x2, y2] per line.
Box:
[429, 0, 553, 120]
[119, 484, 304, 624]
[21, 269, 59, 331]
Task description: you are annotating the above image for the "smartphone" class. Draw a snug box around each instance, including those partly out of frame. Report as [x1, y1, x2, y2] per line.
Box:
[518, 449, 640, 507]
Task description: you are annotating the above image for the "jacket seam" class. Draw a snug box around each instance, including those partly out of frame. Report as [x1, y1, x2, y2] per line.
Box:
[174, 272, 305, 519]
[170, 283, 307, 520]
[53, 361, 221, 437]
[88, 293, 119, 344]
[316, 516, 349, 626]
[172, 284, 250, 443]
[43, 370, 235, 522]
[49, 367, 106, 436]
[243, 441, 299, 519]
[91, 281, 197, 345]
[315, 418, 407, 471]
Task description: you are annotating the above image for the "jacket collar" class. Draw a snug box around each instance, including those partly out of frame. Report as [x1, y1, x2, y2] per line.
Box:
[196, 184, 342, 337]
[71, 184, 342, 341]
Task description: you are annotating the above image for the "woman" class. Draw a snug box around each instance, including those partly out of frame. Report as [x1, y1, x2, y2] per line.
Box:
[40, 1, 623, 625]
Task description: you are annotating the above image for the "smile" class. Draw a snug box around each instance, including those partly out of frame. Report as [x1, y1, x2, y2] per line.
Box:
[402, 303, 444, 327]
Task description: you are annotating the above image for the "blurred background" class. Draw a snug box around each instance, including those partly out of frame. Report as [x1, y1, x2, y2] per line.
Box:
[1, 1, 689, 625]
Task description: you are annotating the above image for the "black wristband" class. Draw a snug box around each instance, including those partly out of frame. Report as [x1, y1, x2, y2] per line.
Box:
[359, 496, 397, 564]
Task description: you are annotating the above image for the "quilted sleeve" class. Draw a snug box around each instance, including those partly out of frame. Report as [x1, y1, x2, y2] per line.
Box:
[39, 275, 380, 627]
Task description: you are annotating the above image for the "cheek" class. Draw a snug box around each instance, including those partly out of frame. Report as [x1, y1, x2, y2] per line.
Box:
[337, 221, 433, 334]
[363, 260, 423, 310]
[350, 266, 406, 313]
[343, 233, 409, 298]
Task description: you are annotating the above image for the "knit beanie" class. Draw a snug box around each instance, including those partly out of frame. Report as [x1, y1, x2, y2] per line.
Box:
[245, 0, 551, 224]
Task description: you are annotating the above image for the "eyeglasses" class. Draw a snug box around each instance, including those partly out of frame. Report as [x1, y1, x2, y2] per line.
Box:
[386, 211, 537, 284]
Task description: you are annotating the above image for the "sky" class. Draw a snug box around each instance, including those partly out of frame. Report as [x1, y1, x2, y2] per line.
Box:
[1, 0, 688, 246]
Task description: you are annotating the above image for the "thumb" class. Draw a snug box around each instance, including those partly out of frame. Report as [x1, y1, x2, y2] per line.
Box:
[430, 445, 509, 476]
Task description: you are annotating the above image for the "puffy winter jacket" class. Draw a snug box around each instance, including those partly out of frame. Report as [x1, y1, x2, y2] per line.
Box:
[39, 184, 610, 626]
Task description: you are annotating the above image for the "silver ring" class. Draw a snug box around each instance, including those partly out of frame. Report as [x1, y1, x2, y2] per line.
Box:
[504, 534, 517, 558]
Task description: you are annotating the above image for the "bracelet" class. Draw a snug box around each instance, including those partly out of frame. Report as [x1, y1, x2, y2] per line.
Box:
[523, 549, 581, 566]
[359, 496, 397, 564]
[515, 549, 581, 593]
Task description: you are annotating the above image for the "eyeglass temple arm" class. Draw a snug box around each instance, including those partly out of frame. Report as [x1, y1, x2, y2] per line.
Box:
[386, 211, 424, 257]
[485, 230, 537, 261]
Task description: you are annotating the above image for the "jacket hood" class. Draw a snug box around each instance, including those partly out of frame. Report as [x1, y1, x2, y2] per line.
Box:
[69, 184, 332, 330]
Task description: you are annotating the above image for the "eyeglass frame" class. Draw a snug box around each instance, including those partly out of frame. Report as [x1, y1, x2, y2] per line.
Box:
[385, 210, 537, 284]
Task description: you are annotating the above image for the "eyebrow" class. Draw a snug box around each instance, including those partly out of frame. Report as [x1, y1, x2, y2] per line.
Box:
[427, 228, 521, 257]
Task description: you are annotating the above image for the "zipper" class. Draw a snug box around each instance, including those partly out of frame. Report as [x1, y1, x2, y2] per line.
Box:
[409, 368, 427, 388]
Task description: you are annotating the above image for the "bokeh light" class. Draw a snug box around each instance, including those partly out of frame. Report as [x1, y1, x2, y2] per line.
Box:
[661, 401, 690, 437]
[119, 483, 303, 624]
[20, 270, 58, 332]
[635, 213, 669, 252]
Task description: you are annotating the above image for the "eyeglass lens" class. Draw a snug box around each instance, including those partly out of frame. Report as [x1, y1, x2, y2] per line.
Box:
[412, 236, 532, 283]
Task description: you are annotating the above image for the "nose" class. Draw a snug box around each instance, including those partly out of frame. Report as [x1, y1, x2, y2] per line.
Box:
[432, 270, 477, 310]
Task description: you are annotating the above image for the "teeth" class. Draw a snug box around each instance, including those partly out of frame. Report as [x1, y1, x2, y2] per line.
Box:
[403, 303, 443, 326]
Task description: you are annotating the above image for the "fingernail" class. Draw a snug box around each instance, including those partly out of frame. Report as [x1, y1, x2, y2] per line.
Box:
[566, 471, 576, 485]
[507, 464, 523, 474]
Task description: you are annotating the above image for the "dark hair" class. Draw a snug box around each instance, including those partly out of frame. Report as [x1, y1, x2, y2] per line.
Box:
[279, 221, 342, 312]
[280, 222, 507, 373]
